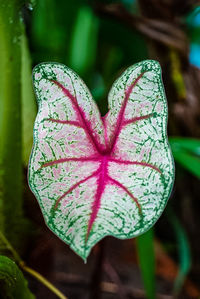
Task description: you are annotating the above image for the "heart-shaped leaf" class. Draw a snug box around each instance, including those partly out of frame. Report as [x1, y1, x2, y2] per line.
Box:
[29, 60, 174, 260]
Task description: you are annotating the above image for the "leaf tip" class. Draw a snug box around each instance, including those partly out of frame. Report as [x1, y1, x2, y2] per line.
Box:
[141, 59, 162, 74]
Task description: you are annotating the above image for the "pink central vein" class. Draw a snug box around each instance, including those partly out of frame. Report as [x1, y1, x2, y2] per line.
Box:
[86, 156, 108, 240]
[108, 72, 145, 153]
[54, 169, 100, 210]
[51, 80, 103, 154]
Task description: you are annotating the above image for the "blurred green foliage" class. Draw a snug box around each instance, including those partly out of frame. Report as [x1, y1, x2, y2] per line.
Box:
[170, 137, 200, 178]
[68, 5, 99, 78]
[0, 0, 30, 253]
[167, 208, 191, 295]
[136, 228, 155, 299]
[30, 0, 147, 92]
[21, 31, 37, 165]
[0, 255, 35, 299]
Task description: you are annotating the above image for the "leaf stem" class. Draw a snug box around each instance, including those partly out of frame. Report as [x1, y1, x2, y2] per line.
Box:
[20, 262, 67, 299]
[0, 230, 21, 263]
[0, 230, 68, 299]
[0, 0, 24, 249]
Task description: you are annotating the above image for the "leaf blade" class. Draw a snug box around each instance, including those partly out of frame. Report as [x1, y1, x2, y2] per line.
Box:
[29, 60, 174, 260]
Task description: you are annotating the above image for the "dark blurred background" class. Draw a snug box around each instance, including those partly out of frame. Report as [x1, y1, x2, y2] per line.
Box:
[0, 0, 200, 298]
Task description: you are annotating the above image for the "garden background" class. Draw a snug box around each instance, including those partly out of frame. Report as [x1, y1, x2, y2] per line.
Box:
[0, 0, 200, 298]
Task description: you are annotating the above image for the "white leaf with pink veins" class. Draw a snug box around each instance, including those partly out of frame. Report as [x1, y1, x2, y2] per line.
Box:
[28, 60, 174, 261]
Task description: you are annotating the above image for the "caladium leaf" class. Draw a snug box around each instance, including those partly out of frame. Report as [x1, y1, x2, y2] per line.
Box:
[29, 60, 174, 261]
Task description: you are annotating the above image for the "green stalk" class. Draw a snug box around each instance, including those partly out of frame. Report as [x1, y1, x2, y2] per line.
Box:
[0, 1, 24, 250]
[136, 228, 156, 299]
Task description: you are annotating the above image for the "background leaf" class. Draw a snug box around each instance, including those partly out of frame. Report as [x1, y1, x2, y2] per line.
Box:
[136, 228, 155, 299]
[21, 31, 37, 166]
[0, 255, 35, 299]
[68, 5, 99, 79]
[166, 208, 191, 295]
[0, 0, 28, 251]
[169, 137, 200, 178]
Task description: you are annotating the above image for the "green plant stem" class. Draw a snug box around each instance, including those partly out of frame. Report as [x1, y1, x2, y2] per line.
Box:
[0, 230, 68, 299]
[20, 263, 67, 299]
[0, 0, 24, 250]
[136, 228, 156, 299]
[0, 231, 21, 263]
